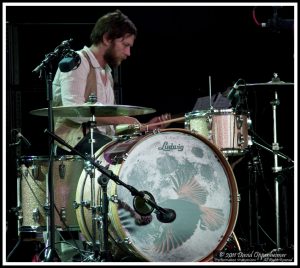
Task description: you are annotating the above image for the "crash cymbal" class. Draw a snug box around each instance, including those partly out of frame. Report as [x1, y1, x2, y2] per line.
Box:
[30, 104, 156, 117]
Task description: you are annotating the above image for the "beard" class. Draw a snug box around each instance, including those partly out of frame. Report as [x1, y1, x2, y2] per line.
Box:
[103, 43, 120, 67]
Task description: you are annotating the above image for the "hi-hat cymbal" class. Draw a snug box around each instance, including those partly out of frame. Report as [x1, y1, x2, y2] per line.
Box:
[30, 104, 156, 117]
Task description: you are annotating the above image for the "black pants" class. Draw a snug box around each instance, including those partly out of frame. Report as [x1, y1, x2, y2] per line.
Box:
[56, 131, 112, 156]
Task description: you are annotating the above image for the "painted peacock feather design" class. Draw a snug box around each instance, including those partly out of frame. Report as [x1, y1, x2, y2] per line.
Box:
[116, 151, 227, 256]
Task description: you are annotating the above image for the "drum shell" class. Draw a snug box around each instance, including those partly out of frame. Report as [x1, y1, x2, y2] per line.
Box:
[18, 156, 48, 234]
[18, 155, 83, 235]
[76, 129, 239, 262]
[185, 109, 250, 156]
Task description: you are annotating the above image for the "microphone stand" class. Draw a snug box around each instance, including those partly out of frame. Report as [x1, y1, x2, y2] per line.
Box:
[32, 47, 68, 262]
[44, 129, 173, 261]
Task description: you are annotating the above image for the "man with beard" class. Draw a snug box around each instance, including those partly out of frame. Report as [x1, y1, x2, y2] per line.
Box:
[52, 10, 170, 155]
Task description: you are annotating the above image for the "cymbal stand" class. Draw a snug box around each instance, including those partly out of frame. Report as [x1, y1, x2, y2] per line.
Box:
[89, 95, 113, 261]
[249, 132, 294, 249]
[270, 89, 282, 250]
[82, 95, 101, 260]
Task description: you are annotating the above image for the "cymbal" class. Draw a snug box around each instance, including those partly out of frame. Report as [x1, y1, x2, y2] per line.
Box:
[30, 104, 156, 117]
[240, 80, 294, 87]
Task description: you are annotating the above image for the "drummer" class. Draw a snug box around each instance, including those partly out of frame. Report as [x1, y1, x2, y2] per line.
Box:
[52, 10, 171, 155]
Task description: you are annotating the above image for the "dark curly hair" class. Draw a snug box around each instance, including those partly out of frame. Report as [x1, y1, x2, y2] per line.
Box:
[90, 9, 137, 45]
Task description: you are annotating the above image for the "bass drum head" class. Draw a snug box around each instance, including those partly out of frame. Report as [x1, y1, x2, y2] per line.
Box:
[76, 129, 239, 262]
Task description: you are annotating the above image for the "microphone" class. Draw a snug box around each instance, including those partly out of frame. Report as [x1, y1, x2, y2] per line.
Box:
[261, 18, 294, 31]
[227, 79, 243, 101]
[54, 38, 73, 54]
[32, 38, 74, 74]
[133, 191, 155, 216]
[260, 7, 294, 32]
[133, 191, 176, 223]
[16, 131, 31, 147]
[156, 208, 176, 223]
[58, 50, 81, 72]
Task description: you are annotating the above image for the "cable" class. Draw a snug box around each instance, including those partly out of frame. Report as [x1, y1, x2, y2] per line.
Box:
[6, 238, 22, 261]
[252, 7, 261, 27]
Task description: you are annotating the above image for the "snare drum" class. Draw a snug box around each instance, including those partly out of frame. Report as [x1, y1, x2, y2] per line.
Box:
[17, 155, 84, 236]
[76, 129, 239, 262]
[185, 109, 250, 156]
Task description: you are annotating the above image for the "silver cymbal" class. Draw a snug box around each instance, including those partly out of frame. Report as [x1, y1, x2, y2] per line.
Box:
[30, 104, 156, 117]
[240, 80, 294, 87]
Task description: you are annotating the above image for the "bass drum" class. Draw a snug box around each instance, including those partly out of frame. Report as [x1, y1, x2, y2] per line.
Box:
[76, 129, 239, 262]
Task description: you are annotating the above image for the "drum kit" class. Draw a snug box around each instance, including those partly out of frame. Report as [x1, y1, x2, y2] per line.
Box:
[10, 76, 294, 262]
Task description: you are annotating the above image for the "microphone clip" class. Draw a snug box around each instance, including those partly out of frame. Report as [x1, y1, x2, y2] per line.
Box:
[133, 191, 176, 223]
[133, 191, 155, 216]
[156, 208, 176, 223]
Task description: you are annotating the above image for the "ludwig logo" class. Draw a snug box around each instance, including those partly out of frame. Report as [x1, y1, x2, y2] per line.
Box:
[158, 141, 184, 151]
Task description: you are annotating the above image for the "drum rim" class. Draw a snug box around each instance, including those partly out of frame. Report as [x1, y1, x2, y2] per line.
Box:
[185, 110, 211, 117]
[19, 155, 83, 160]
[185, 108, 249, 115]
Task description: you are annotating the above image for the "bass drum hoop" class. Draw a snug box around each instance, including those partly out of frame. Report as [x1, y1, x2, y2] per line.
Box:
[76, 128, 239, 262]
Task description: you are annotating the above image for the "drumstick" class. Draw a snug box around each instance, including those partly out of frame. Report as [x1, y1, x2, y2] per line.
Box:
[115, 116, 185, 135]
[144, 116, 185, 128]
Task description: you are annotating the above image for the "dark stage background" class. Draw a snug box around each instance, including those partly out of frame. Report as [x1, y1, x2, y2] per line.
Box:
[5, 4, 296, 262]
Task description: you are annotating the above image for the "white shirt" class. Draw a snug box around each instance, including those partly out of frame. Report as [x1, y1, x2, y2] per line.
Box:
[53, 46, 115, 136]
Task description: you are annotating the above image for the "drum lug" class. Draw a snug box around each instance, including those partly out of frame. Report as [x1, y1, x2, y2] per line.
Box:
[19, 211, 24, 225]
[184, 118, 190, 129]
[116, 237, 132, 245]
[153, 128, 161, 134]
[59, 162, 66, 179]
[110, 195, 119, 203]
[112, 155, 122, 164]
[247, 117, 252, 128]
[60, 207, 66, 221]
[247, 135, 253, 146]
[81, 201, 91, 209]
[73, 201, 80, 209]
[123, 237, 132, 245]
[110, 154, 127, 164]
[237, 194, 241, 202]
[208, 131, 213, 142]
[84, 160, 95, 175]
[237, 133, 244, 146]
[236, 115, 243, 129]
[117, 135, 132, 141]
[22, 168, 29, 177]
[73, 200, 90, 209]
[122, 153, 128, 162]
[11, 206, 23, 221]
[32, 208, 41, 223]
[31, 165, 39, 180]
[207, 115, 212, 130]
